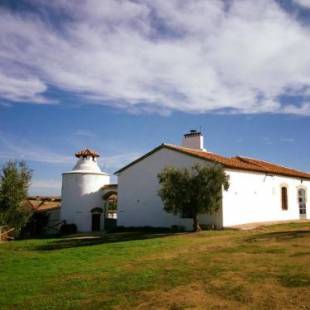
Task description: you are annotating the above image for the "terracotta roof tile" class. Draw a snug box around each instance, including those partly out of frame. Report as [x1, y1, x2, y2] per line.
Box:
[26, 196, 61, 213]
[165, 144, 310, 180]
[115, 144, 310, 180]
[75, 149, 100, 158]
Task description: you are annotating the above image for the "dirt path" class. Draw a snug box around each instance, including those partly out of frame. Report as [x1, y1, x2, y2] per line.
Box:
[229, 219, 310, 230]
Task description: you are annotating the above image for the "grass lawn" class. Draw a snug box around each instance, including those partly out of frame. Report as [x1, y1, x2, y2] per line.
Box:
[0, 222, 309, 309]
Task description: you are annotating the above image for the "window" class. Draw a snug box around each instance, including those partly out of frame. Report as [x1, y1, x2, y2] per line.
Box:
[298, 188, 307, 216]
[281, 186, 288, 210]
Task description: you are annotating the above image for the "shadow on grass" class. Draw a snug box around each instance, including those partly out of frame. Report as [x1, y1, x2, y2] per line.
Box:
[35, 231, 179, 251]
[247, 230, 310, 242]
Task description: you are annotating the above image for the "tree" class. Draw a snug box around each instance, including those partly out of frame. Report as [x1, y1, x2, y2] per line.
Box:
[158, 164, 230, 232]
[0, 161, 33, 237]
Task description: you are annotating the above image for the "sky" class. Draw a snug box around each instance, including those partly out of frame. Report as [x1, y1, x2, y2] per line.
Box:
[0, 0, 310, 196]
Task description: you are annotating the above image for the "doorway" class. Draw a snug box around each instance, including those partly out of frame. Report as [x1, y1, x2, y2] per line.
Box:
[298, 189, 307, 219]
[92, 213, 101, 231]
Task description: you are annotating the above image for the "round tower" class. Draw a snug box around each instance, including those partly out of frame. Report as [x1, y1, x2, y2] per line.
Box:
[61, 149, 110, 232]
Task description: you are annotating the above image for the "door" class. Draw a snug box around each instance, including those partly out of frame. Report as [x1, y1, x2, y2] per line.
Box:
[104, 218, 117, 232]
[298, 189, 307, 219]
[92, 213, 101, 231]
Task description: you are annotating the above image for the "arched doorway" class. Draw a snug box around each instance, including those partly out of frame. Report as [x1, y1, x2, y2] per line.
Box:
[91, 208, 103, 231]
[298, 189, 307, 219]
[102, 190, 117, 232]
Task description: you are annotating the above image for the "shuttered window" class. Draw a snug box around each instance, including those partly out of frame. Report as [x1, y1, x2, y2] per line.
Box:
[281, 187, 288, 210]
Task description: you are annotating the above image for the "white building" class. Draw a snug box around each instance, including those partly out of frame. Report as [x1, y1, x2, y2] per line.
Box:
[61, 149, 117, 232]
[116, 131, 309, 230]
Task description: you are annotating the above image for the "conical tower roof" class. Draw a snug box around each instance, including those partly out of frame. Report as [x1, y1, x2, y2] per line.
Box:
[64, 149, 109, 175]
[75, 149, 100, 158]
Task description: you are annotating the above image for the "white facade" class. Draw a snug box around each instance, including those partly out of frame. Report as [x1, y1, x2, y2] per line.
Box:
[118, 147, 221, 231]
[61, 155, 110, 232]
[117, 147, 309, 230]
[222, 170, 310, 227]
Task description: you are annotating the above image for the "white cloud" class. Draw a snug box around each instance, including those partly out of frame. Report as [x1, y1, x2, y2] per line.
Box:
[31, 179, 61, 190]
[0, 134, 73, 164]
[0, 0, 309, 114]
[0, 71, 51, 103]
[0, 131, 142, 172]
[281, 102, 310, 115]
[293, 0, 310, 8]
[29, 179, 62, 196]
[0, 131, 142, 194]
[31, 179, 61, 191]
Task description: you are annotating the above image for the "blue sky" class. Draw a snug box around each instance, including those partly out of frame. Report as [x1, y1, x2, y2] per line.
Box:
[0, 0, 310, 195]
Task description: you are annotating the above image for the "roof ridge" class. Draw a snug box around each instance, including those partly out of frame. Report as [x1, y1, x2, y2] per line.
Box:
[166, 145, 310, 178]
[115, 143, 310, 180]
[164, 143, 217, 155]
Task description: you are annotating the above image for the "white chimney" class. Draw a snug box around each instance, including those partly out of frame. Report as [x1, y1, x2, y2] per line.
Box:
[182, 130, 205, 151]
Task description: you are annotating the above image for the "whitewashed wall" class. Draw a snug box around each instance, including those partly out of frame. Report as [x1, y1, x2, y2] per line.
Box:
[61, 173, 110, 232]
[222, 170, 310, 227]
[118, 147, 309, 230]
[117, 148, 221, 231]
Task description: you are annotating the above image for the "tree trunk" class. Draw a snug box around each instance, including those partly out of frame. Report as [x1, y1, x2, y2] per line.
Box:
[193, 214, 201, 232]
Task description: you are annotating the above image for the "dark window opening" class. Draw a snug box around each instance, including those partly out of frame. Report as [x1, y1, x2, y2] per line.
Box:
[281, 187, 288, 211]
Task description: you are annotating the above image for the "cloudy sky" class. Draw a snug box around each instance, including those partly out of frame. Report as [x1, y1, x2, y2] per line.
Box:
[0, 0, 310, 195]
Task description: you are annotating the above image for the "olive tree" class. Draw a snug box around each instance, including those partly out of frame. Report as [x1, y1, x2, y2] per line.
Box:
[0, 161, 33, 236]
[158, 164, 230, 232]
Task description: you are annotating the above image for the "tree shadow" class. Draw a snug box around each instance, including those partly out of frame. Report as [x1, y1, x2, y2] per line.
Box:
[246, 230, 310, 242]
[35, 231, 179, 251]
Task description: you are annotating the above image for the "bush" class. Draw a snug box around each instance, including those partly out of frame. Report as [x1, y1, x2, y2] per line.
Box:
[60, 223, 77, 235]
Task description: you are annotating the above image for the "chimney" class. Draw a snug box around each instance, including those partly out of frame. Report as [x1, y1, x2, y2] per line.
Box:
[182, 130, 205, 151]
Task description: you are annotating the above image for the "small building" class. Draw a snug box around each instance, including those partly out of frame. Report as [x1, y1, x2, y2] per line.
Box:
[115, 131, 309, 230]
[61, 149, 117, 232]
[23, 196, 61, 234]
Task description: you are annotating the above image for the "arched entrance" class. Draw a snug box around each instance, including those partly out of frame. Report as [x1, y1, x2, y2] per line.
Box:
[91, 208, 103, 231]
[102, 190, 117, 232]
[298, 188, 307, 219]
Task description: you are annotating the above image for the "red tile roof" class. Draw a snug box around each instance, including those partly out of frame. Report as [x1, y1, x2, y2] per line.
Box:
[166, 144, 310, 179]
[25, 196, 61, 213]
[115, 144, 310, 180]
[75, 149, 100, 158]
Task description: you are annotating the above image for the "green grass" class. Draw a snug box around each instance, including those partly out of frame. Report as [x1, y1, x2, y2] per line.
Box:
[0, 223, 309, 309]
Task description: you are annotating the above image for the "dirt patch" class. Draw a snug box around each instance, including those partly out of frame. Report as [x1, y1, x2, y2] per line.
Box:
[231, 220, 310, 230]
[127, 283, 245, 310]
